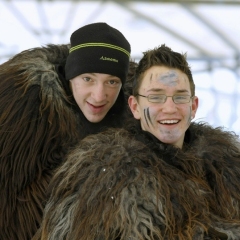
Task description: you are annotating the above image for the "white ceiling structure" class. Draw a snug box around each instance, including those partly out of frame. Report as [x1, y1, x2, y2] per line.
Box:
[0, 0, 240, 135]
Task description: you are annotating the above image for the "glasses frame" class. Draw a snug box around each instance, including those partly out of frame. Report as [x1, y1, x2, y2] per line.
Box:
[137, 94, 193, 104]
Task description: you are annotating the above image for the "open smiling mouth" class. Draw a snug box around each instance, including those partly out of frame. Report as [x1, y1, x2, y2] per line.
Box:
[159, 120, 180, 124]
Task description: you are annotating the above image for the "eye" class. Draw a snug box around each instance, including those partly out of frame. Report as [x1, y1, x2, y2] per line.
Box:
[83, 77, 92, 82]
[173, 95, 191, 103]
[150, 95, 160, 100]
[175, 95, 188, 100]
[108, 79, 121, 85]
[149, 95, 165, 101]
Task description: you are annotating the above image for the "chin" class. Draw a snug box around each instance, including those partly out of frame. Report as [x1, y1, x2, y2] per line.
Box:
[157, 134, 180, 144]
[87, 116, 105, 123]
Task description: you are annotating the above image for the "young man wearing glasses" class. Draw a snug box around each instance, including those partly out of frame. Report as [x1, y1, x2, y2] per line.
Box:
[128, 54, 198, 149]
[35, 45, 240, 240]
[127, 45, 240, 238]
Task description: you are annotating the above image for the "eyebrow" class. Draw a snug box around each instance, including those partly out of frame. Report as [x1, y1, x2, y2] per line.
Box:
[84, 73, 119, 79]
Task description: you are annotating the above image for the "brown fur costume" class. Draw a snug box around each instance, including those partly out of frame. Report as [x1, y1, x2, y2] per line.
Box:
[0, 45, 136, 240]
[34, 122, 240, 240]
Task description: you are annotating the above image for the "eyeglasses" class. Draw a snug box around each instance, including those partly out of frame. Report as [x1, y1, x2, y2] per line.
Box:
[137, 94, 193, 104]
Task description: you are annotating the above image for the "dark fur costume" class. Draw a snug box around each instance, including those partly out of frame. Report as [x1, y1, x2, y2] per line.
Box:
[0, 45, 135, 240]
[34, 122, 240, 239]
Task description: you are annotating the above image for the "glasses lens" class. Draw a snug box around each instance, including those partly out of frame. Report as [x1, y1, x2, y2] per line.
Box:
[173, 95, 190, 103]
[148, 94, 166, 103]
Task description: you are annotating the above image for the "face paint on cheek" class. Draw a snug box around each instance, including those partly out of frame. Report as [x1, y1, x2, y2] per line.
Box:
[158, 70, 179, 86]
[146, 107, 153, 126]
[144, 108, 149, 127]
[188, 106, 192, 125]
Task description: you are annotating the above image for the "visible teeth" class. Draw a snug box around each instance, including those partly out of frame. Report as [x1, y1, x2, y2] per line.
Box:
[160, 120, 179, 124]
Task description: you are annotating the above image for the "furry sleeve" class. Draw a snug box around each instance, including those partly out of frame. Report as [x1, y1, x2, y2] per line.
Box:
[34, 128, 210, 240]
[0, 45, 80, 240]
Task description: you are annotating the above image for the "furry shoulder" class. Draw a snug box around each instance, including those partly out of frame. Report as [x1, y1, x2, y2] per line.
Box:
[0, 44, 80, 240]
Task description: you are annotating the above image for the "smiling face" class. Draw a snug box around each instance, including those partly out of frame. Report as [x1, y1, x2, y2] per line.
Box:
[70, 73, 122, 123]
[128, 66, 198, 148]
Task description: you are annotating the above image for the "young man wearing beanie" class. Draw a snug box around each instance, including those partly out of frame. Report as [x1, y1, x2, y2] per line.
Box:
[65, 22, 131, 126]
[0, 22, 134, 240]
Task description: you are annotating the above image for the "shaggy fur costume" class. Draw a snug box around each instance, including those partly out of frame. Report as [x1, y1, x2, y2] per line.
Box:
[34, 122, 240, 239]
[0, 45, 135, 240]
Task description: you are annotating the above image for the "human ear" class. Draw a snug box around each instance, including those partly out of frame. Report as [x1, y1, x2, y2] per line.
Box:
[191, 96, 199, 119]
[128, 96, 141, 120]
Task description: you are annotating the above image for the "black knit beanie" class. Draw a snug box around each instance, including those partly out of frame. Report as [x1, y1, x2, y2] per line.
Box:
[65, 22, 131, 83]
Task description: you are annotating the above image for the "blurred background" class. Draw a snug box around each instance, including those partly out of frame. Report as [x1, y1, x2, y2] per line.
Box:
[0, 0, 240, 135]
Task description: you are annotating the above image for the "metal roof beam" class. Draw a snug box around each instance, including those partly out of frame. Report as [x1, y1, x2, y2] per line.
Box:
[115, 1, 211, 56]
[29, 0, 240, 5]
[4, 1, 41, 36]
[182, 4, 239, 51]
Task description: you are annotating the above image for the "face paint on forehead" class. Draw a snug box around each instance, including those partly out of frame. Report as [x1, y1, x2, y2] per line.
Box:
[157, 70, 179, 86]
[150, 73, 153, 82]
[146, 74, 153, 86]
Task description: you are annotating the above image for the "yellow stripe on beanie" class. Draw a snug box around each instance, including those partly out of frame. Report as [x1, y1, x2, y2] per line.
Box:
[70, 42, 130, 57]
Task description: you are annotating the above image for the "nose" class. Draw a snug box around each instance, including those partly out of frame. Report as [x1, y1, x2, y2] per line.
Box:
[161, 96, 177, 113]
[91, 83, 107, 102]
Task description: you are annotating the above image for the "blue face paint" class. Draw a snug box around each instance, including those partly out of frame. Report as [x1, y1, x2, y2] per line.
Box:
[158, 70, 178, 86]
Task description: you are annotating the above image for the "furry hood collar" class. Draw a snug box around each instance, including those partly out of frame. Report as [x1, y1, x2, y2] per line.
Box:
[35, 123, 240, 239]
